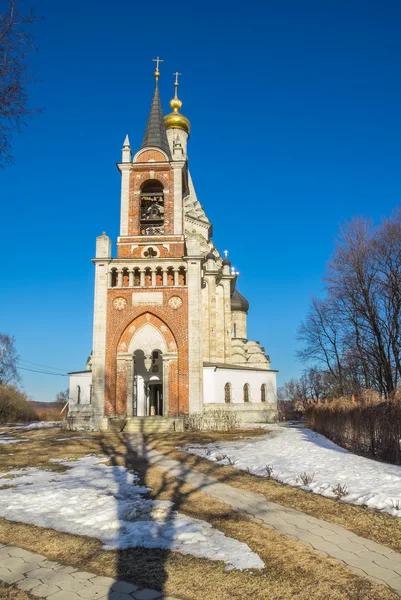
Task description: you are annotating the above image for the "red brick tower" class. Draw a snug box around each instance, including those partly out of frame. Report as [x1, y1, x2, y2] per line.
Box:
[90, 62, 203, 431]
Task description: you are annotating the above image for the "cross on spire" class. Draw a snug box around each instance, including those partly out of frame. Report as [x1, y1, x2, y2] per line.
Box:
[173, 72, 181, 85]
[152, 56, 164, 79]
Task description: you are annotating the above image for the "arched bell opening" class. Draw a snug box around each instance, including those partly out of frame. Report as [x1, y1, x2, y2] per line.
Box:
[139, 180, 164, 236]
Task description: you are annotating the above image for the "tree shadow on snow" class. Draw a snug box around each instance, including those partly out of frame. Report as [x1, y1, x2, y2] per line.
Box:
[98, 426, 236, 598]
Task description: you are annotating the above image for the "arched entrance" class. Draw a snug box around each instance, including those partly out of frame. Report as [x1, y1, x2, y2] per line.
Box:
[132, 348, 164, 416]
[115, 316, 178, 417]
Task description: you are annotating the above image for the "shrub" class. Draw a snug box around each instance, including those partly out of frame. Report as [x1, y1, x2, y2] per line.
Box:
[296, 472, 315, 486]
[0, 384, 38, 424]
[332, 483, 348, 499]
[184, 409, 240, 432]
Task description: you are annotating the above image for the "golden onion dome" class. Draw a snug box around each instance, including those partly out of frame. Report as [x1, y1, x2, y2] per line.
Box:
[164, 75, 191, 135]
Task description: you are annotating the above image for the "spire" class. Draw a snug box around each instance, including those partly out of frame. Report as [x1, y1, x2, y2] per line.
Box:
[141, 59, 171, 158]
[164, 71, 191, 135]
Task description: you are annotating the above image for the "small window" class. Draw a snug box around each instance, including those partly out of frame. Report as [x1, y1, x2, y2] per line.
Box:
[77, 385, 81, 404]
[243, 383, 250, 402]
[89, 384, 92, 404]
[261, 384, 266, 402]
[224, 383, 231, 403]
[233, 323, 237, 338]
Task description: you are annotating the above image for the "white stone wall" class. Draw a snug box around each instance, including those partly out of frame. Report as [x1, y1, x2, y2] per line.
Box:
[203, 365, 277, 423]
[69, 371, 92, 405]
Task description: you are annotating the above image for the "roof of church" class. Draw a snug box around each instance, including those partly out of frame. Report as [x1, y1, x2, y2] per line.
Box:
[141, 80, 172, 159]
[231, 289, 250, 313]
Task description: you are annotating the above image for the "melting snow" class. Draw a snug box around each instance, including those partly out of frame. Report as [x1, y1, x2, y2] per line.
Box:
[182, 425, 401, 517]
[0, 455, 263, 570]
[2, 421, 61, 430]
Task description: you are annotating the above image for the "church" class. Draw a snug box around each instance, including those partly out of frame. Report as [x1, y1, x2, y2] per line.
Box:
[68, 61, 278, 431]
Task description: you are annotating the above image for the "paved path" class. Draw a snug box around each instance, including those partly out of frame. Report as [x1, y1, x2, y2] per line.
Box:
[128, 434, 401, 596]
[0, 544, 179, 600]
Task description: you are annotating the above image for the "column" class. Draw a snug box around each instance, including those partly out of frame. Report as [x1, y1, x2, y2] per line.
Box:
[117, 270, 123, 288]
[129, 270, 134, 287]
[119, 164, 131, 236]
[221, 276, 232, 363]
[172, 162, 185, 235]
[140, 269, 145, 287]
[126, 356, 134, 417]
[91, 260, 110, 426]
[162, 269, 168, 287]
[162, 355, 170, 417]
[173, 269, 179, 286]
[206, 274, 217, 362]
[151, 269, 156, 287]
[108, 270, 113, 288]
[185, 256, 204, 414]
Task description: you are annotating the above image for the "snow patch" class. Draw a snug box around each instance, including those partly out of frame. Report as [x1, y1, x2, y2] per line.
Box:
[0, 455, 263, 570]
[182, 425, 401, 517]
[3, 421, 62, 431]
[54, 437, 93, 441]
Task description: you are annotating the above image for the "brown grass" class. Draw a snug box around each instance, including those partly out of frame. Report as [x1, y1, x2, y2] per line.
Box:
[0, 430, 397, 599]
[145, 430, 401, 555]
[0, 586, 33, 600]
[34, 408, 64, 421]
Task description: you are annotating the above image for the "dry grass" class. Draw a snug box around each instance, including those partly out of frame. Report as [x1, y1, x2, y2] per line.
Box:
[34, 408, 64, 421]
[0, 585, 33, 599]
[0, 430, 397, 599]
[146, 430, 401, 555]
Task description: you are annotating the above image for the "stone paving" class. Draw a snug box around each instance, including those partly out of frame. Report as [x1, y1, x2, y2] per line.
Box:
[128, 433, 401, 596]
[0, 544, 180, 600]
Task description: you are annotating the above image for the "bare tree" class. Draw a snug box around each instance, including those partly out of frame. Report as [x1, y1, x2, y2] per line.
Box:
[55, 388, 69, 403]
[0, 333, 20, 385]
[299, 211, 401, 399]
[0, 0, 41, 166]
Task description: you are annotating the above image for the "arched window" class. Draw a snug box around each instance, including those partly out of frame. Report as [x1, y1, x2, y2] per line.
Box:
[178, 266, 186, 286]
[140, 180, 164, 235]
[224, 383, 231, 403]
[111, 269, 117, 288]
[243, 383, 250, 402]
[77, 385, 81, 404]
[144, 267, 152, 287]
[167, 267, 174, 286]
[261, 384, 266, 402]
[122, 268, 129, 287]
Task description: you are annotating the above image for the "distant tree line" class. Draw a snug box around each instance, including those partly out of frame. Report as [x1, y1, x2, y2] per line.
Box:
[287, 208, 401, 402]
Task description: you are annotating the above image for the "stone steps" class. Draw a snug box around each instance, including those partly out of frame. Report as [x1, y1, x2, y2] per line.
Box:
[123, 416, 183, 433]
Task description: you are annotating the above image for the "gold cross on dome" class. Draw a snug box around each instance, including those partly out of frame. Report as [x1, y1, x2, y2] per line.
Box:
[173, 71, 181, 85]
[152, 56, 164, 74]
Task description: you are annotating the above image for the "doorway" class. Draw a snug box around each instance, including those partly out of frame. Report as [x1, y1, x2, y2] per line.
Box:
[147, 383, 163, 416]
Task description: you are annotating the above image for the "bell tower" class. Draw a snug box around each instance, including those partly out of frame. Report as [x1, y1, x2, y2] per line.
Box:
[90, 59, 203, 430]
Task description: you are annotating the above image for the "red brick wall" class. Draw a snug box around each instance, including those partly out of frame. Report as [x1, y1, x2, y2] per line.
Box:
[104, 288, 188, 417]
[117, 241, 185, 259]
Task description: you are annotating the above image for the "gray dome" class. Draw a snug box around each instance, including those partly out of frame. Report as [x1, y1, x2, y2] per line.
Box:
[222, 258, 231, 266]
[231, 289, 249, 313]
[206, 252, 216, 261]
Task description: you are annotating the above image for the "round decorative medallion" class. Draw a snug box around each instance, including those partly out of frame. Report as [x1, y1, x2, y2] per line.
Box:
[113, 297, 127, 311]
[169, 296, 182, 310]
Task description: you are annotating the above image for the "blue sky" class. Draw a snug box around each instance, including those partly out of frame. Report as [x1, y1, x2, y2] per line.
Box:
[1, 0, 401, 401]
